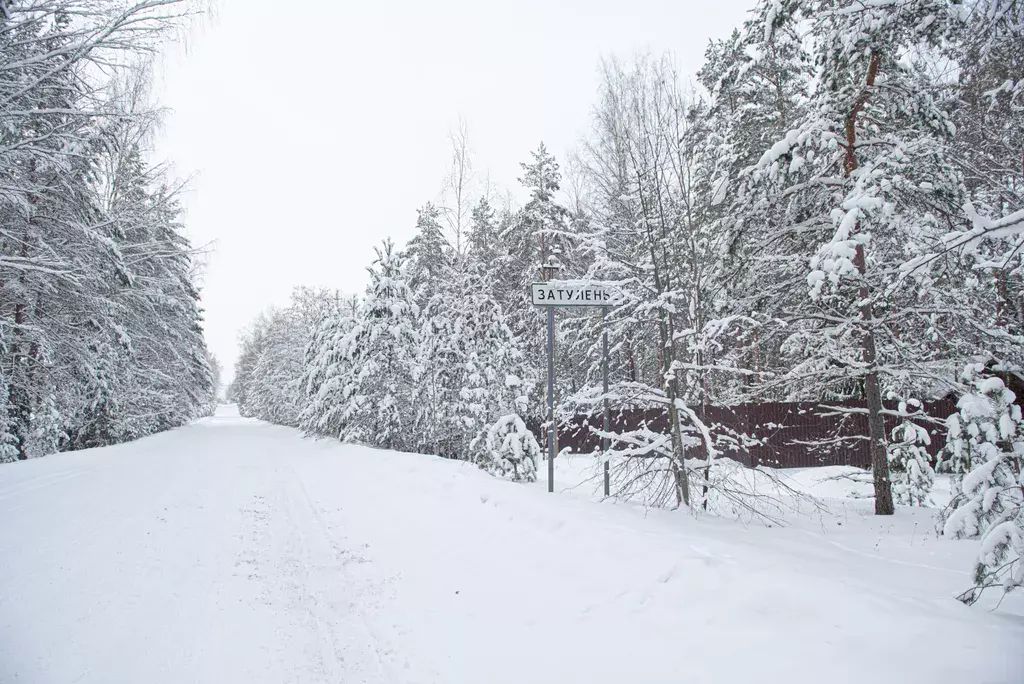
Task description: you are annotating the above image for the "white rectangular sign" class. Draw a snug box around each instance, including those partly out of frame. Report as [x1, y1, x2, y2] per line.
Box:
[531, 281, 624, 307]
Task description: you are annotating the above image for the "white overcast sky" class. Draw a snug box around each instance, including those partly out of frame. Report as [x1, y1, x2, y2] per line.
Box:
[154, 0, 752, 382]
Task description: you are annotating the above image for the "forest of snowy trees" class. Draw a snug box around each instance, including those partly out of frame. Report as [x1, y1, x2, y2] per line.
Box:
[235, 0, 1023, 601]
[0, 0, 217, 461]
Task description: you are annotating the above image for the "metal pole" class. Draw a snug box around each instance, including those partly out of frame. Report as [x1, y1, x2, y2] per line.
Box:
[602, 307, 610, 497]
[547, 305, 555, 493]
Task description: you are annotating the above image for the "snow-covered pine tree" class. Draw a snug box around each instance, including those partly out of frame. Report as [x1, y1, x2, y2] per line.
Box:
[940, 372, 1024, 602]
[415, 280, 464, 458]
[733, 0, 982, 515]
[948, 0, 1024, 250]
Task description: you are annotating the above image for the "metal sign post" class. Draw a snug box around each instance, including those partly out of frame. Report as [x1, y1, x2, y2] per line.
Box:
[547, 304, 555, 493]
[602, 308, 610, 497]
[530, 277, 622, 494]
[538, 259, 561, 494]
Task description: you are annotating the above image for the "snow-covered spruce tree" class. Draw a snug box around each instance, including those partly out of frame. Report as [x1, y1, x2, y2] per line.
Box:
[460, 275, 538, 481]
[74, 343, 123, 450]
[206, 351, 222, 406]
[405, 206, 457, 455]
[419, 269, 540, 477]
[413, 216, 539, 473]
[940, 372, 1024, 602]
[245, 311, 306, 426]
[232, 318, 265, 418]
[467, 198, 501, 270]
[299, 294, 360, 436]
[405, 203, 452, 307]
[28, 393, 67, 459]
[887, 400, 935, 507]
[319, 240, 419, 450]
[487, 144, 587, 465]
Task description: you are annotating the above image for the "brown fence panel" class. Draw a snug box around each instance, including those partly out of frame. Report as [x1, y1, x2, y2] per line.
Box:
[555, 398, 960, 470]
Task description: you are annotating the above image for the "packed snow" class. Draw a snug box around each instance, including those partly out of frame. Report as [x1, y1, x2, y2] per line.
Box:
[1, 405, 1021, 684]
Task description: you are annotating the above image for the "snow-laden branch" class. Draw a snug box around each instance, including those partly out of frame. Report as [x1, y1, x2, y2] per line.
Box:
[901, 204, 1024, 275]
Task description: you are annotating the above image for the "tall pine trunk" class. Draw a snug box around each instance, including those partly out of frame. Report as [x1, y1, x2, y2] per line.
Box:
[845, 51, 894, 515]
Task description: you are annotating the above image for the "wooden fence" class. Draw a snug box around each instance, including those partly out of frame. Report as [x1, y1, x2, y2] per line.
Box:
[554, 398, 960, 469]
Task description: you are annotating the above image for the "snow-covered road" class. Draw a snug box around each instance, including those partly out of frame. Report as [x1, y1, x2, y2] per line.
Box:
[1, 406, 1021, 683]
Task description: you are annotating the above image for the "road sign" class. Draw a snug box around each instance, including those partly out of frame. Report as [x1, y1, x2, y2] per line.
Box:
[531, 277, 623, 495]
[531, 281, 623, 307]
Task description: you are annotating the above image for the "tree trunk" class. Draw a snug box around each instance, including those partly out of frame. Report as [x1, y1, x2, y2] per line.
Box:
[860, 296, 894, 516]
[846, 51, 893, 515]
[655, 302, 689, 508]
[667, 383, 691, 508]
[624, 334, 637, 382]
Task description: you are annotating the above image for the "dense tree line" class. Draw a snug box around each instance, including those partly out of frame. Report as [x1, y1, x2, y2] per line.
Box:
[0, 0, 216, 461]
[234, 0, 1022, 601]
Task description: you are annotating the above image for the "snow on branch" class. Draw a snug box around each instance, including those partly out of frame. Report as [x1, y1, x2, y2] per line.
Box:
[901, 204, 1024, 276]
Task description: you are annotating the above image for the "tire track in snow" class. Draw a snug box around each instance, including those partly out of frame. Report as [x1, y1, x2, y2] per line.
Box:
[234, 463, 403, 683]
[0, 468, 90, 503]
[292, 476, 407, 683]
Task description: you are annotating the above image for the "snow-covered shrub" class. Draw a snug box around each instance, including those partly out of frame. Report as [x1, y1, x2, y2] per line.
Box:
[475, 413, 540, 483]
[28, 394, 68, 459]
[0, 377, 19, 463]
[888, 401, 935, 507]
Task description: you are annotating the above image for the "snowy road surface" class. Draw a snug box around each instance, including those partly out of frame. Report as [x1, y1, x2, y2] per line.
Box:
[1, 406, 1022, 684]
